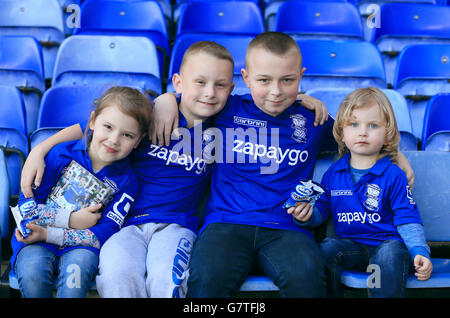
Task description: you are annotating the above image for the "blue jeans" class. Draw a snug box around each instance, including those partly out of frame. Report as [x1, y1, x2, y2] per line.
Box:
[320, 238, 412, 298]
[15, 244, 99, 298]
[186, 223, 326, 298]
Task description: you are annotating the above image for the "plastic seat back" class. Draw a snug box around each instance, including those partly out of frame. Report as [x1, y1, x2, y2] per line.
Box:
[176, 1, 264, 36]
[0, 85, 29, 196]
[264, 0, 349, 31]
[422, 93, 450, 150]
[174, 0, 260, 23]
[0, 150, 9, 240]
[30, 85, 111, 148]
[298, 39, 386, 92]
[372, 3, 450, 85]
[394, 44, 450, 93]
[52, 35, 161, 97]
[0, 0, 65, 78]
[76, 0, 169, 78]
[372, 3, 450, 45]
[0, 35, 45, 133]
[394, 44, 450, 139]
[275, 1, 364, 41]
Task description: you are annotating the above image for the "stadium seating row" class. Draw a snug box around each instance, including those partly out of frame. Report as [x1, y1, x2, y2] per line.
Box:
[1, 0, 449, 83]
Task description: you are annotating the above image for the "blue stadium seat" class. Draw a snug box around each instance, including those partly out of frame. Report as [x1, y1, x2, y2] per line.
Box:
[0, 35, 45, 134]
[383, 89, 418, 150]
[306, 88, 417, 150]
[75, 0, 170, 81]
[52, 35, 162, 98]
[265, 0, 350, 31]
[275, 1, 364, 41]
[167, 33, 254, 95]
[297, 39, 387, 92]
[341, 151, 450, 289]
[30, 85, 111, 149]
[394, 44, 450, 140]
[176, 1, 264, 37]
[0, 0, 65, 79]
[421, 93, 450, 151]
[370, 3, 450, 85]
[0, 150, 9, 245]
[173, 0, 260, 23]
[0, 85, 29, 198]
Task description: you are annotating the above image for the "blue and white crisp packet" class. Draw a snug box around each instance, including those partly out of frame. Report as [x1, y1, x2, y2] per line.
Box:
[283, 179, 326, 209]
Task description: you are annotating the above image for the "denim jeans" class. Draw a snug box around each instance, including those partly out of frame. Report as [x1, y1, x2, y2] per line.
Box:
[186, 223, 327, 298]
[320, 238, 412, 298]
[15, 244, 99, 298]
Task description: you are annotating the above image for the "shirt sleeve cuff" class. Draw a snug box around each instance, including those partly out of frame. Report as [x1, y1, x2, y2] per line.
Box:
[46, 227, 64, 246]
[409, 246, 431, 261]
[54, 208, 72, 228]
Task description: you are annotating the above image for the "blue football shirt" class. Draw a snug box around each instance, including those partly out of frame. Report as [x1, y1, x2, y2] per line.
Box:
[125, 110, 214, 233]
[319, 153, 423, 246]
[202, 94, 334, 236]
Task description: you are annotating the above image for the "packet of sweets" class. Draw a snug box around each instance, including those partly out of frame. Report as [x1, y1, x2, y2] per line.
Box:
[283, 179, 326, 209]
[11, 197, 39, 238]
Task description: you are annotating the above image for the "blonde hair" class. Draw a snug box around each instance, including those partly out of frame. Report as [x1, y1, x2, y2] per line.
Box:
[246, 32, 302, 67]
[86, 86, 153, 140]
[333, 87, 400, 164]
[179, 41, 234, 74]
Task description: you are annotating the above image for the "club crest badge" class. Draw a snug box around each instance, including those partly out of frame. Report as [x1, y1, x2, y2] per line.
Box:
[290, 114, 307, 143]
[363, 183, 382, 212]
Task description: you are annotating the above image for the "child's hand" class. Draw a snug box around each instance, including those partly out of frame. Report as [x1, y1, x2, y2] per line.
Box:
[297, 94, 328, 127]
[287, 202, 314, 222]
[414, 255, 433, 281]
[20, 148, 46, 197]
[151, 92, 179, 147]
[15, 223, 47, 244]
[69, 204, 102, 229]
[397, 152, 415, 189]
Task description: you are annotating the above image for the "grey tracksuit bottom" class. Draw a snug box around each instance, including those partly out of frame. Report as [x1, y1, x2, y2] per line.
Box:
[95, 222, 196, 298]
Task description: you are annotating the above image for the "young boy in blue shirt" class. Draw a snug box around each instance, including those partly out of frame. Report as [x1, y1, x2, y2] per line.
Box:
[290, 87, 432, 297]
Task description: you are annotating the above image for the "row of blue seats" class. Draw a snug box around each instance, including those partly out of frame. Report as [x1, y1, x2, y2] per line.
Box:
[1, 33, 448, 141]
[1, 0, 449, 84]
